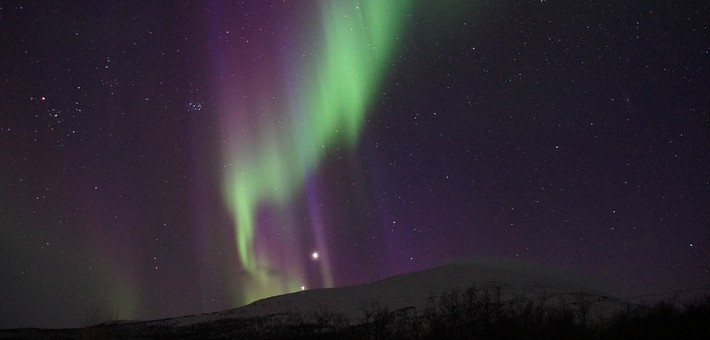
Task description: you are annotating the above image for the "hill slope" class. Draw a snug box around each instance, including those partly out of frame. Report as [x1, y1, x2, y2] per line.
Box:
[1, 259, 641, 339]
[160, 258, 622, 327]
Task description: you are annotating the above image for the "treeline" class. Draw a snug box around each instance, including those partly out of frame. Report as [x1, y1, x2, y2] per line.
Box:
[3, 286, 708, 339]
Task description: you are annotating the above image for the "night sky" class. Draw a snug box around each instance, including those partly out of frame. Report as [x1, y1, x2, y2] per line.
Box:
[1, 0, 708, 329]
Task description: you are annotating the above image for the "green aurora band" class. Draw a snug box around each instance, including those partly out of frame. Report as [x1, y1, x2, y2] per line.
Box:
[221, 1, 410, 303]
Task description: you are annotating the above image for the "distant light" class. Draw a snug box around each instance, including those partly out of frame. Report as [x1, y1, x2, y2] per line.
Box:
[311, 251, 319, 260]
[300, 286, 305, 291]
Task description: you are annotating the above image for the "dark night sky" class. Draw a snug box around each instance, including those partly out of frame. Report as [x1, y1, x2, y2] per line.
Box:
[1, 0, 708, 329]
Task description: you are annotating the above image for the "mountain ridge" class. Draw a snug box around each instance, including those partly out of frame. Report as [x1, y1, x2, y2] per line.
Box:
[147, 258, 621, 328]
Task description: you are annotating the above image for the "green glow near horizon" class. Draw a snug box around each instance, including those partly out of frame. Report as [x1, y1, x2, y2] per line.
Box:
[221, 1, 410, 303]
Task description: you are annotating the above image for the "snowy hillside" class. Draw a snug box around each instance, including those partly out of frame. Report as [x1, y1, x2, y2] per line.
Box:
[157, 258, 624, 327]
[4, 259, 707, 339]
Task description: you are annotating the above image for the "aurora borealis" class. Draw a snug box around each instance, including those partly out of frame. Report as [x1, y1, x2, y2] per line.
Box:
[1, 0, 708, 329]
[216, 0, 409, 302]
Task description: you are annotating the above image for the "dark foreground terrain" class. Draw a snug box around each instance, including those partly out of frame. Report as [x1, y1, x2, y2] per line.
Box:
[1, 289, 708, 339]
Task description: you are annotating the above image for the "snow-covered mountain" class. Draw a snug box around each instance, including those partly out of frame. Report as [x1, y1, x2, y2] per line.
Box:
[155, 258, 625, 328]
[1, 259, 636, 339]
